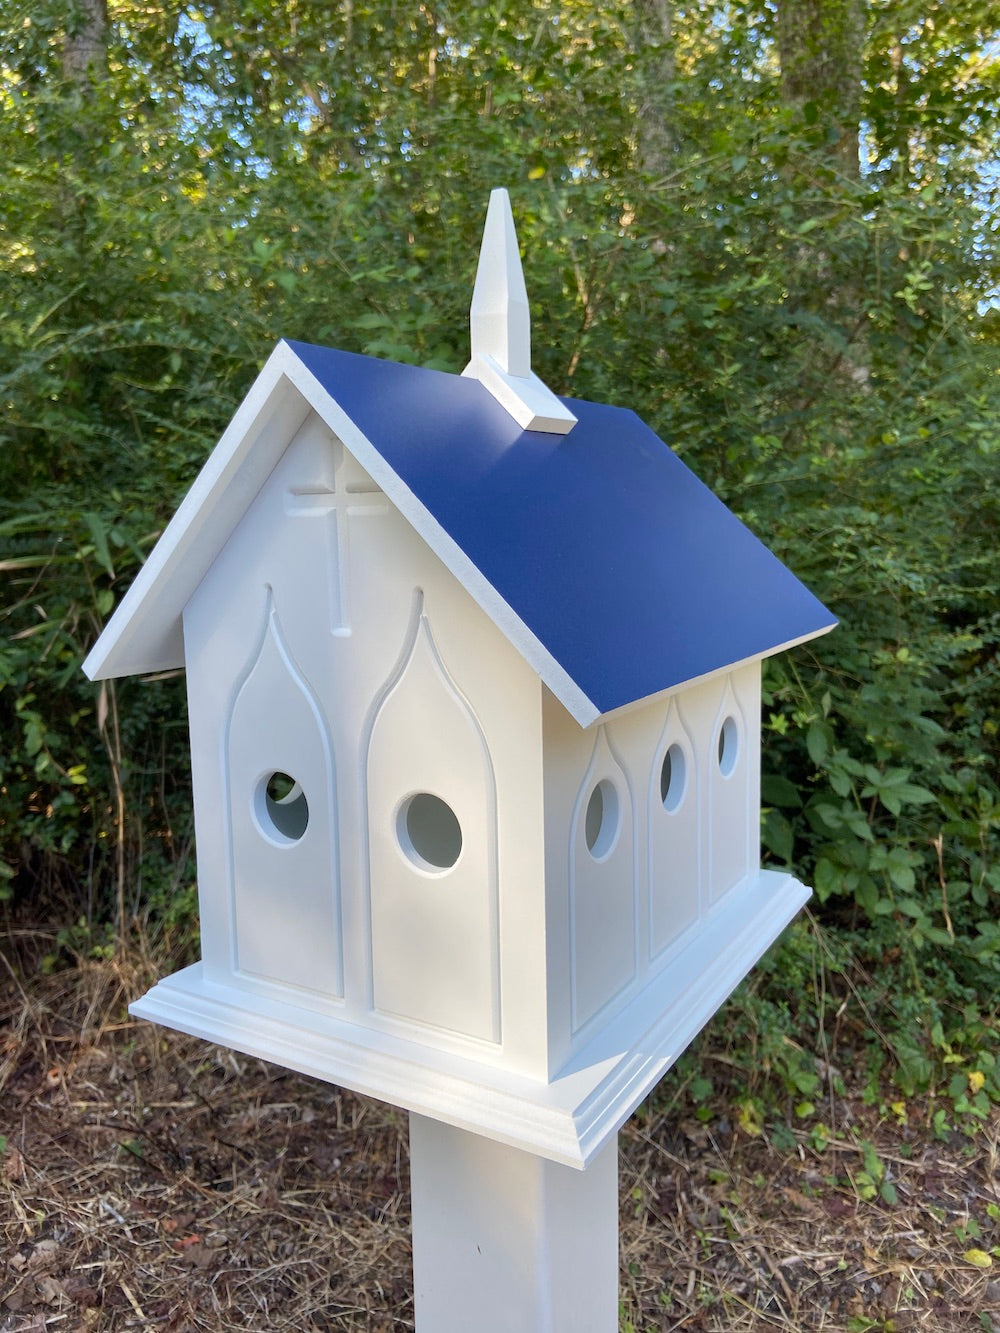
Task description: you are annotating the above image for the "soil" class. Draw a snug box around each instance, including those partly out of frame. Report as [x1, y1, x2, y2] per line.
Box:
[2, 928, 998, 1332]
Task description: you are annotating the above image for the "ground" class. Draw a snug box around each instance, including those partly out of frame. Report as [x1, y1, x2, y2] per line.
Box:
[1, 933, 998, 1332]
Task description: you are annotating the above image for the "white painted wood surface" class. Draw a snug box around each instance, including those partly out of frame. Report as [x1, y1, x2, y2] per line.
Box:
[410, 1115, 618, 1332]
[178, 409, 551, 1077]
[462, 188, 577, 435]
[569, 726, 636, 1032]
[648, 699, 700, 955]
[226, 594, 342, 995]
[367, 602, 501, 1042]
[130, 867, 809, 1168]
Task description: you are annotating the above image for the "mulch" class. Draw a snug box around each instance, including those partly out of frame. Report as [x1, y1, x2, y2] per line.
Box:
[2, 932, 998, 1331]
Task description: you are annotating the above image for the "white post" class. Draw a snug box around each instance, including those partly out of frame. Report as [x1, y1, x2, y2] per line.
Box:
[409, 1114, 619, 1333]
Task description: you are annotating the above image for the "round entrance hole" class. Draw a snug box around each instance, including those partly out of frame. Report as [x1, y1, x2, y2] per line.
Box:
[398, 793, 462, 871]
[256, 771, 309, 843]
[584, 779, 620, 860]
[718, 716, 739, 777]
[659, 743, 686, 813]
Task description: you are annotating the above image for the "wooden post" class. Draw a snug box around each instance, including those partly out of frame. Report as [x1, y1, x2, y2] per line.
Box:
[409, 1114, 619, 1332]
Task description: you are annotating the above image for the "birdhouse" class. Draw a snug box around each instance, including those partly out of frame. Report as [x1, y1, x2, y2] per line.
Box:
[84, 191, 834, 1179]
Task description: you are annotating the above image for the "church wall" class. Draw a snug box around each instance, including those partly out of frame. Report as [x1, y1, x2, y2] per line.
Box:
[542, 662, 761, 1074]
[182, 408, 551, 1080]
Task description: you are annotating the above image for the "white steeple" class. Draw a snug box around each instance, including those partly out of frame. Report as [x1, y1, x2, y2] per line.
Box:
[462, 189, 577, 435]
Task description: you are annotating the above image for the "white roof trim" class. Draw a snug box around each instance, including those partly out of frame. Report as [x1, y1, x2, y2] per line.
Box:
[83, 343, 310, 681]
[83, 342, 602, 728]
[588, 624, 837, 727]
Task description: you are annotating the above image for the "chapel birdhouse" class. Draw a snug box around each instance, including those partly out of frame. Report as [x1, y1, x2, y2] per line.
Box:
[84, 190, 835, 1169]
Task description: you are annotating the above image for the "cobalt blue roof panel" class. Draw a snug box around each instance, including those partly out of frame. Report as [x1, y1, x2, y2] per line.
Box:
[287, 340, 835, 717]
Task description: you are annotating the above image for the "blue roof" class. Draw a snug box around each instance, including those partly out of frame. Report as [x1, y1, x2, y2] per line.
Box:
[288, 340, 835, 719]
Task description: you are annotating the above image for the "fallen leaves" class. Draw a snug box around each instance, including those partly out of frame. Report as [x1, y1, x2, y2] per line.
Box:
[963, 1247, 993, 1268]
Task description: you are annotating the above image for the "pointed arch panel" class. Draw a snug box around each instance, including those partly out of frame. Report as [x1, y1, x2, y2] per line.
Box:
[708, 677, 751, 903]
[569, 727, 635, 1031]
[648, 699, 701, 958]
[366, 598, 500, 1043]
[226, 593, 342, 995]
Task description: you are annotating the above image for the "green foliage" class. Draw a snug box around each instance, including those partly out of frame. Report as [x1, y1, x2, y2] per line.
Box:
[1, 1, 997, 1093]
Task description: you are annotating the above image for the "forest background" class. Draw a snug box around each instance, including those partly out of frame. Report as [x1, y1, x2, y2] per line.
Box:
[1, 0, 998, 1136]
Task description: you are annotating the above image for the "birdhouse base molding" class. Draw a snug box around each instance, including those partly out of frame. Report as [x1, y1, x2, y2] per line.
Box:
[129, 869, 809, 1168]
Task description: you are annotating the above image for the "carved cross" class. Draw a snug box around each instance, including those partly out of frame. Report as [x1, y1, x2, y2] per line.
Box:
[286, 454, 388, 634]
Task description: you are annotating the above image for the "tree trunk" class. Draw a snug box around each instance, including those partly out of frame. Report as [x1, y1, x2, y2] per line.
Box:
[775, 0, 870, 394]
[63, 0, 109, 85]
[775, 0, 865, 177]
[633, 0, 676, 180]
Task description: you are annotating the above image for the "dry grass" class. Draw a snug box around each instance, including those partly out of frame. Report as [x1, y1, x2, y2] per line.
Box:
[2, 924, 998, 1332]
[620, 1098, 999, 1330]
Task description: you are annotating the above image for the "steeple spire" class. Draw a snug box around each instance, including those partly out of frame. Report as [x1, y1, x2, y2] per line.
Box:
[463, 189, 577, 435]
